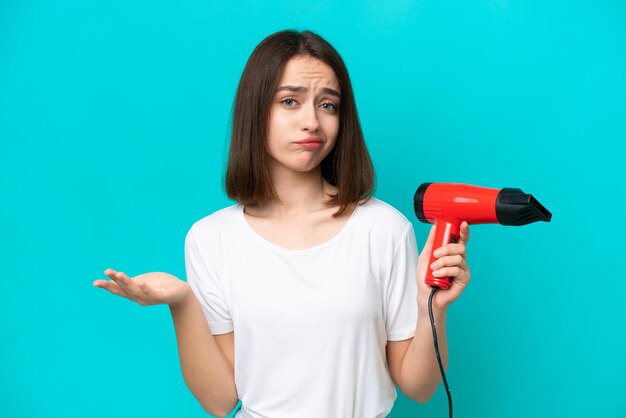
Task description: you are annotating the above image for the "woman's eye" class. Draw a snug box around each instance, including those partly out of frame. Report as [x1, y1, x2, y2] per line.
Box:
[321, 102, 338, 112]
[281, 98, 297, 106]
[280, 98, 337, 112]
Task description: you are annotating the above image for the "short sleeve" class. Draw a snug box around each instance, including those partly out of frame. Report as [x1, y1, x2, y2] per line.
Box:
[184, 225, 234, 335]
[384, 223, 419, 341]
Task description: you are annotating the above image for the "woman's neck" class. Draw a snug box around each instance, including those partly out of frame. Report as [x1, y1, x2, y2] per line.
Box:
[249, 166, 337, 219]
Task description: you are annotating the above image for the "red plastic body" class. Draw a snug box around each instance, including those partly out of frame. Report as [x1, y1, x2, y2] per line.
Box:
[422, 183, 501, 289]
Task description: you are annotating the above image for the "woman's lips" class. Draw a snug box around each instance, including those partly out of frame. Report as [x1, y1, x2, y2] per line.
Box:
[294, 137, 322, 149]
[296, 141, 322, 149]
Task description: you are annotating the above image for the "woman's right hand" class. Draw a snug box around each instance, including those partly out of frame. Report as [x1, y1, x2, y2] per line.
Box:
[93, 268, 191, 308]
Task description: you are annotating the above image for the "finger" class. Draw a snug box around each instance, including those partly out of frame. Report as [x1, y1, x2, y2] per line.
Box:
[111, 271, 143, 299]
[434, 243, 466, 258]
[430, 254, 464, 270]
[459, 221, 470, 245]
[116, 273, 159, 305]
[93, 279, 133, 300]
[432, 266, 463, 278]
[104, 268, 119, 279]
[103, 269, 133, 294]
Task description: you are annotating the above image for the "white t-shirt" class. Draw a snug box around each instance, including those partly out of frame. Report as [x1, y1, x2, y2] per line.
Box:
[184, 196, 419, 418]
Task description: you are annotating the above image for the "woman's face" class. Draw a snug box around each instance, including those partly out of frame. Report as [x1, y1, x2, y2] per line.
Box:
[266, 55, 341, 176]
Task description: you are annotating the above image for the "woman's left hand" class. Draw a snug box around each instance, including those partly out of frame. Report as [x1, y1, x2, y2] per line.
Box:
[416, 221, 471, 312]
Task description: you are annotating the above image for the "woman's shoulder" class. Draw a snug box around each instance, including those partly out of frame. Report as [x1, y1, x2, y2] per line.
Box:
[187, 203, 241, 236]
[358, 196, 413, 234]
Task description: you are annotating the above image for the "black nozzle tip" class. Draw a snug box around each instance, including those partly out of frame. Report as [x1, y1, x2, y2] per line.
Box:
[413, 183, 432, 223]
[496, 188, 552, 225]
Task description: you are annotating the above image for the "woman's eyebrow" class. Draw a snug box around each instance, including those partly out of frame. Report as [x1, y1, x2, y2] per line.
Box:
[275, 85, 341, 98]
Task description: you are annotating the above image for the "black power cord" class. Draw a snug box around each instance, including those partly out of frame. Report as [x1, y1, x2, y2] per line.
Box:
[428, 287, 453, 418]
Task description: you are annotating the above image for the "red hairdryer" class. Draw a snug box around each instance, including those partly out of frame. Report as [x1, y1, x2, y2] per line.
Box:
[414, 182, 552, 289]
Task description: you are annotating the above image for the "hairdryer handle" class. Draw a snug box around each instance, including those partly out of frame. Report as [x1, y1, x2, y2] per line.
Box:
[426, 219, 461, 289]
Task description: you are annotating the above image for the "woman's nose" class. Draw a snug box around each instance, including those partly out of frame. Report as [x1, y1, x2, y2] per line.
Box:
[300, 103, 320, 131]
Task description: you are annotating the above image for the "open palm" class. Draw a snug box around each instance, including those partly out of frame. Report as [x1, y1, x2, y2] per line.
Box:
[93, 268, 190, 307]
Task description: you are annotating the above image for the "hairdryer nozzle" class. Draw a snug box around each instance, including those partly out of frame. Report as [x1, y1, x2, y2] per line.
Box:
[496, 188, 552, 226]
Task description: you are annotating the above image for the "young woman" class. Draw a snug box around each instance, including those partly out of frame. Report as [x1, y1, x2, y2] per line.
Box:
[93, 29, 471, 418]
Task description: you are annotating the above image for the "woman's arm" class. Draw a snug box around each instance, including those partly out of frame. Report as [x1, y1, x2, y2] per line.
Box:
[170, 290, 239, 417]
[95, 269, 238, 417]
[394, 305, 448, 403]
[394, 221, 471, 402]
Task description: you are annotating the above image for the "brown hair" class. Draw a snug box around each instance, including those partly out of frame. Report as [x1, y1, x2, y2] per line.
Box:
[224, 29, 375, 217]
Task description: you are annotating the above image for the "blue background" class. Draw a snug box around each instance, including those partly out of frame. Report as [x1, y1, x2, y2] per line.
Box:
[1, 1, 625, 417]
